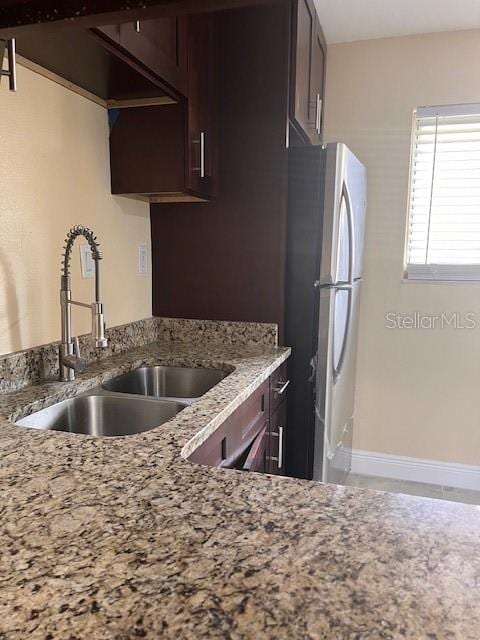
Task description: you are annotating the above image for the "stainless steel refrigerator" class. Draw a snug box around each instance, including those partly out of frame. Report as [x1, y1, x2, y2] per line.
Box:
[285, 143, 367, 483]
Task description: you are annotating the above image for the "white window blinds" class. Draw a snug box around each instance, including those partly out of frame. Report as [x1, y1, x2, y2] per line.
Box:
[406, 103, 480, 281]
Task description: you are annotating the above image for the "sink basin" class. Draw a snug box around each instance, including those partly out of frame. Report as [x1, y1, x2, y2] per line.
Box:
[102, 365, 229, 401]
[16, 394, 185, 437]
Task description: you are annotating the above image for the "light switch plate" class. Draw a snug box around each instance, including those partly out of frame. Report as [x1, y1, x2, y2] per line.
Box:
[80, 244, 95, 279]
[138, 243, 149, 275]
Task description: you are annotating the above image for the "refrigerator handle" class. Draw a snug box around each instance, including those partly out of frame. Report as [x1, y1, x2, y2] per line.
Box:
[342, 181, 356, 286]
[329, 182, 356, 382]
[333, 286, 353, 381]
[315, 281, 352, 290]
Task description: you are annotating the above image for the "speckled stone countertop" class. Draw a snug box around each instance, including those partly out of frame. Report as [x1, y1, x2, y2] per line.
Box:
[0, 340, 479, 639]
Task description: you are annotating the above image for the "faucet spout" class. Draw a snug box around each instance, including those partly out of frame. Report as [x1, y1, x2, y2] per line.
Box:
[91, 302, 108, 348]
[59, 225, 107, 382]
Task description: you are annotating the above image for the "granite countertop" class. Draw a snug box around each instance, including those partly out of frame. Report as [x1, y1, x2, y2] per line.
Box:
[0, 340, 479, 639]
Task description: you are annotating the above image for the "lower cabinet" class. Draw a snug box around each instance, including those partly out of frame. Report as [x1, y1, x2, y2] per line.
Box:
[188, 360, 289, 475]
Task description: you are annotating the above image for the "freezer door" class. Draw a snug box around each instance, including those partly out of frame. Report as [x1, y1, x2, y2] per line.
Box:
[319, 143, 367, 283]
[313, 279, 362, 482]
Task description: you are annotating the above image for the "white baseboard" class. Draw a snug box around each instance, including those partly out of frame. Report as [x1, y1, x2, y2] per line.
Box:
[351, 449, 480, 491]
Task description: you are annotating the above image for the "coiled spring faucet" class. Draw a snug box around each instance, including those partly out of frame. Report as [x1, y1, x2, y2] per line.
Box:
[59, 225, 107, 382]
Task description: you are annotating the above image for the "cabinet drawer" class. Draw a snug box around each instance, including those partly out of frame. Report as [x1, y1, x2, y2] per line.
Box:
[270, 361, 289, 414]
[188, 380, 269, 468]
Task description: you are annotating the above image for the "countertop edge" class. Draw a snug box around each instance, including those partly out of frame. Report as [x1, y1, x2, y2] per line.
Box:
[180, 347, 291, 460]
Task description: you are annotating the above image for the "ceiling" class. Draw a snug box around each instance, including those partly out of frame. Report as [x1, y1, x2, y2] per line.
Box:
[314, 0, 480, 44]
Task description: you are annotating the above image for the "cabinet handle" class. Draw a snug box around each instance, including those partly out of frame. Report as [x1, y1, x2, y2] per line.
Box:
[193, 131, 206, 178]
[277, 425, 284, 469]
[315, 93, 322, 136]
[200, 131, 206, 178]
[135, 20, 141, 33]
[1, 39, 17, 91]
[269, 425, 285, 469]
[274, 379, 290, 395]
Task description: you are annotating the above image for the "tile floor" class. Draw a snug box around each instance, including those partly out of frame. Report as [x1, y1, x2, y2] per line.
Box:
[345, 473, 480, 506]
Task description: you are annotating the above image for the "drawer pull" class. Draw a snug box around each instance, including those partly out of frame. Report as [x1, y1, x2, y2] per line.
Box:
[274, 379, 290, 395]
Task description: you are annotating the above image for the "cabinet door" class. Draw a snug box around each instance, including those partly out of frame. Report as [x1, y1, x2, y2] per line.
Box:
[268, 402, 286, 475]
[290, 0, 326, 145]
[188, 381, 269, 468]
[186, 14, 217, 199]
[243, 422, 269, 473]
[119, 18, 187, 96]
[309, 16, 326, 144]
[291, 0, 315, 142]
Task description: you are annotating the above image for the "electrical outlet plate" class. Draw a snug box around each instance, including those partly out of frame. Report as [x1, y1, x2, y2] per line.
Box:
[80, 244, 95, 279]
[138, 243, 149, 275]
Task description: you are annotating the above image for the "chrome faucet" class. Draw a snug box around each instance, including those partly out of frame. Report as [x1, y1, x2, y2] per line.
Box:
[59, 225, 108, 382]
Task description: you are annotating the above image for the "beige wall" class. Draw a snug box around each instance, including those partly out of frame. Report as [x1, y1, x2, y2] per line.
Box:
[324, 29, 480, 466]
[0, 63, 152, 355]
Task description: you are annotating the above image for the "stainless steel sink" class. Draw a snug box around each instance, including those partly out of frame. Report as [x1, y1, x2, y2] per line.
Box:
[14, 365, 228, 438]
[16, 394, 185, 437]
[102, 365, 229, 401]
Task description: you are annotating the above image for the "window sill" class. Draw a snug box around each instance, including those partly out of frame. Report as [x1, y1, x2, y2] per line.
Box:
[402, 277, 480, 285]
[404, 264, 480, 283]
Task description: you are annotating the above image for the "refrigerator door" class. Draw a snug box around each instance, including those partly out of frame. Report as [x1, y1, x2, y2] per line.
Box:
[313, 279, 362, 482]
[319, 143, 367, 284]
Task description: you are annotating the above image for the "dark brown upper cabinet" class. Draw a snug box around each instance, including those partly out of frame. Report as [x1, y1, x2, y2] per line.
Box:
[109, 14, 217, 203]
[15, 26, 176, 104]
[186, 13, 217, 200]
[116, 18, 187, 97]
[290, 0, 326, 145]
[14, 16, 186, 106]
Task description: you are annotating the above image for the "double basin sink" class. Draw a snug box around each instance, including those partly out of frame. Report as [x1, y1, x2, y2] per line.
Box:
[16, 366, 229, 437]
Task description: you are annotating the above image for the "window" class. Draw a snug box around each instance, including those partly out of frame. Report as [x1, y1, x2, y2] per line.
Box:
[405, 103, 480, 281]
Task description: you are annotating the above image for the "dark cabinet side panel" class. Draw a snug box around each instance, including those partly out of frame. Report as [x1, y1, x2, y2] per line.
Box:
[284, 146, 325, 480]
[151, 2, 290, 336]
